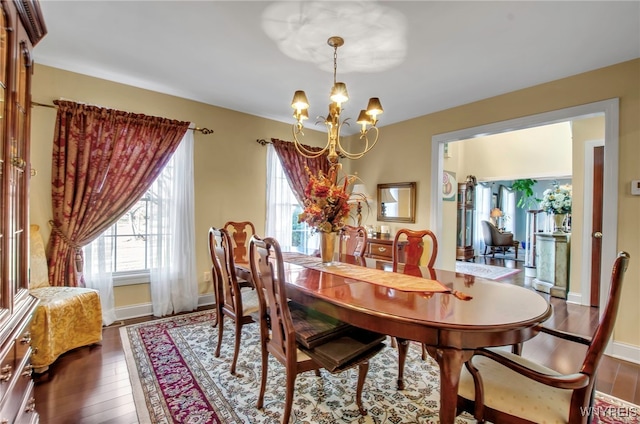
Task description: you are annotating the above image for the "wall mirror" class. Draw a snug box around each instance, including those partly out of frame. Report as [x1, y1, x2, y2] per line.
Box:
[377, 182, 416, 223]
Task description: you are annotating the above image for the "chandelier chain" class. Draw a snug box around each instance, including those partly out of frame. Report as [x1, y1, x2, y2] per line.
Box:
[333, 45, 338, 85]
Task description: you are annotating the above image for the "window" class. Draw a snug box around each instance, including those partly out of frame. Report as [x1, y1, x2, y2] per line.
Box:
[265, 145, 318, 251]
[84, 150, 180, 286]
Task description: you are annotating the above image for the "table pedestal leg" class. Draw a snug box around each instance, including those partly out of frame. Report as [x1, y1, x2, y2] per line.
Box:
[426, 346, 473, 424]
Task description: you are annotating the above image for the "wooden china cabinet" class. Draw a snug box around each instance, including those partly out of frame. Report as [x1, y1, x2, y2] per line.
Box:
[456, 176, 476, 261]
[0, 1, 46, 423]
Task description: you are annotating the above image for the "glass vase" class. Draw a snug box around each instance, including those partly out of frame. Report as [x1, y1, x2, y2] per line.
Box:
[320, 231, 337, 264]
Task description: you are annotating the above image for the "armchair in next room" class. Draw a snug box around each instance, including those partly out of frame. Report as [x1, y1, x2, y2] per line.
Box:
[480, 220, 518, 258]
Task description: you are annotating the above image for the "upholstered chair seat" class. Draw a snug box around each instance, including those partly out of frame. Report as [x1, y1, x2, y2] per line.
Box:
[459, 349, 571, 423]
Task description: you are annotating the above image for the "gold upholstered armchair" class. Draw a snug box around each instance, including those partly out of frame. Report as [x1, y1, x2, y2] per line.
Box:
[28, 225, 103, 373]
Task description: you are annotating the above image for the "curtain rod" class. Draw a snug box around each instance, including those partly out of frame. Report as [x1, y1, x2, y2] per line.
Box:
[32, 101, 214, 135]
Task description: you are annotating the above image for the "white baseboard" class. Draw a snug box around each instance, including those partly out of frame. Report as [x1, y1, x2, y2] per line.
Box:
[608, 341, 640, 365]
[114, 294, 215, 321]
[567, 291, 582, 304]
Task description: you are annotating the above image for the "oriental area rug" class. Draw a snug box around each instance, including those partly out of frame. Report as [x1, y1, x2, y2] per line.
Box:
[454, 261, 522, 281]
[121, 310, 639, 424]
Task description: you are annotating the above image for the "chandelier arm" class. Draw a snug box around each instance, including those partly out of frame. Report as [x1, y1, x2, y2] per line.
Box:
[291, 125, 329, 159]
[335, 126, 379, 160]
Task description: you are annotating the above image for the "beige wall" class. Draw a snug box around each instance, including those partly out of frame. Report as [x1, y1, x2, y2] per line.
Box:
[30, 59, 639, 352]
[457, 122, 573, 181]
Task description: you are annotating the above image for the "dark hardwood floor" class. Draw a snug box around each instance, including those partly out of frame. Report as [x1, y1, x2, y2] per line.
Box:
[33, 256, 639, 423]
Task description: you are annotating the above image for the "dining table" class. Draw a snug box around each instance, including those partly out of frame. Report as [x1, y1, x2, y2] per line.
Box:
[266, 251, 553, 424]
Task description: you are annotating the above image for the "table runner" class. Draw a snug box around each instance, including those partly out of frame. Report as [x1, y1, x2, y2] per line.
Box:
[282, 251, 449, 293]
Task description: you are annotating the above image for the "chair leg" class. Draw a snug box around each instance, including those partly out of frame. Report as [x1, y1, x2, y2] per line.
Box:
[215, 315, 224, 358]
[231, 321, 242, 375]
[356, 361, 370, 416]
[282, 369, 297, 424]
[396, 338, 409, 390]
[256, 345, 268, 410]
[421, 343, 428, 361]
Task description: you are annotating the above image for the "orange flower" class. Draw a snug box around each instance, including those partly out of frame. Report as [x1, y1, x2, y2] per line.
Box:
[298, 165, 355, 233]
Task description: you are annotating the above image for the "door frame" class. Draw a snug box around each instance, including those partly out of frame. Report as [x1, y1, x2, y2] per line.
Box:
[430, 99, 619, 316]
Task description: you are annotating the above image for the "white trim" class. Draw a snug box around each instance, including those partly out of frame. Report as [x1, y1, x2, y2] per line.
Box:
[431, 98, 625, 360]
[114, 294, 215, 321]
[566, 291, 582, 305]
[609, 341, 640, 365]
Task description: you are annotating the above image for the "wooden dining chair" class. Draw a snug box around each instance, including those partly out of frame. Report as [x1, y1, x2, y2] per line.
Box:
[208, 227, 259, 375]
[338, 224, 368, 257]
[249, 235, 385, 424]
[224, 221, 256, 286]
[457, 251, 630, 424]
[392, 228, 439, 389]
[223, 221, 256, 264]
[392, 228, 438, 270]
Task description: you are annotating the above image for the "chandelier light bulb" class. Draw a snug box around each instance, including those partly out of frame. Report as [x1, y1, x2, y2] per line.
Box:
[330, 82, 349, 105]
[291, 90, 309, 111]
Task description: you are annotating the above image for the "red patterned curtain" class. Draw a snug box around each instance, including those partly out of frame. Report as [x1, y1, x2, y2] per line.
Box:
[47, 100, 190, 287]
[271, 138, 331, 205]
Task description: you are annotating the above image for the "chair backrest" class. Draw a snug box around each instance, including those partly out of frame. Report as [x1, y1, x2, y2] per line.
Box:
[249, 235, 297, 364]
[338, 225, 368, 257]
[581, 251, 630, 382]
[480, 220, 494, 245]
[223, 221, 256, 264]
[393, 228, 438, 270]
[208, 227, 242, 313]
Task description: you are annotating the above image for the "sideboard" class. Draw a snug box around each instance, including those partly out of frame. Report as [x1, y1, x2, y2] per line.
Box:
[365, 237, 407, 263]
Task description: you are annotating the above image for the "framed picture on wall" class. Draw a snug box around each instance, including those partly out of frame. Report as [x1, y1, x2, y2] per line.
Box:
[443, 171, 456, 201]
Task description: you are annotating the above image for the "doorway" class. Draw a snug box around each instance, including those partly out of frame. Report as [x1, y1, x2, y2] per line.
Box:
[430, 99, 619, 316]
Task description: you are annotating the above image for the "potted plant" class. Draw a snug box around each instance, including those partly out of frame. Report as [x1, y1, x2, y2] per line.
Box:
[511, 179, 541, 210]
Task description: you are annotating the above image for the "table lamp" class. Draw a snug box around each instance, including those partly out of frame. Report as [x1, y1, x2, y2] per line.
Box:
[348, 183, 372, 226]
[380, 189, 397, 217]
[490, 207, 503, 228]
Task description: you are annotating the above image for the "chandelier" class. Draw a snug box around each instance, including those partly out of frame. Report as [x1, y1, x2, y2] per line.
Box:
[291, 36, 383, 166]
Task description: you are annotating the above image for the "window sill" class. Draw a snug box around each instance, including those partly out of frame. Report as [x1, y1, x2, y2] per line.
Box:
[113, 271, 150, 287]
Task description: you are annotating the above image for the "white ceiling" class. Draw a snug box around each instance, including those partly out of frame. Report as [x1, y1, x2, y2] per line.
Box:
[33, 1, 640, 135]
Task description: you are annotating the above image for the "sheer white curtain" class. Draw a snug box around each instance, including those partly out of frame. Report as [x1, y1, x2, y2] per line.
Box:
[501, 188, 517, 233]
[84, 234, 117, 326]
[474, 183, 492, 254]
[265, 145, 296, 249]
[85, 131, 198, 324]
[149, 130, 198, 317]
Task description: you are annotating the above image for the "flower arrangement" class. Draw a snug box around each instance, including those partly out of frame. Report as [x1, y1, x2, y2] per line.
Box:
[298, 165, 355, 233]
[540, 182, 572, 215]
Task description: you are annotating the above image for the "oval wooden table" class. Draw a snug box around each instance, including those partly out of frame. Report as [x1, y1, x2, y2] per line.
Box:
[280, 254, 552, 424]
